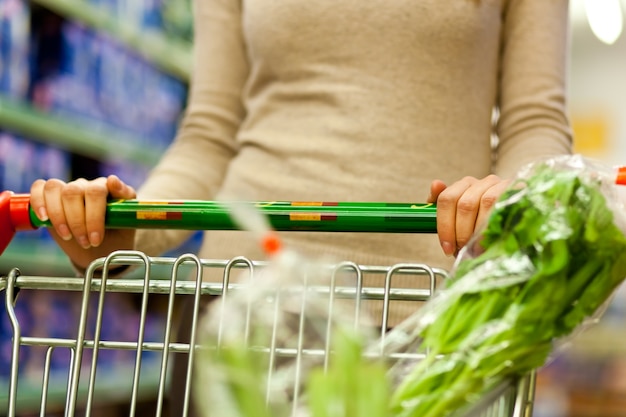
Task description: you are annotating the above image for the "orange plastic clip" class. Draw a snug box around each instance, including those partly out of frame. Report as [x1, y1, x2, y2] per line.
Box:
[616, 166, 626, 185]
[261, 233, 282, 256]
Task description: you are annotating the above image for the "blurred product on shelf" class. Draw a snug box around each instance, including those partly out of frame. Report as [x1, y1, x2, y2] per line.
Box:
[0, 0, 29, 99]
[88, 0, 163, 31]
[86, 0, 193, 42]
[86, 0, 193, 40]
[0, 131, 70, 192]
[0, 130, 70, 248]
[28, 14, 188, 155]
[1, 2, 193, 413]
[99, 158, 151, 189]
[161, 0, 193, 42]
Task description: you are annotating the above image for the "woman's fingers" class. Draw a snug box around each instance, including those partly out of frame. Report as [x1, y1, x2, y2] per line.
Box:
[30, 178, 52, 221]
[435, 177, 476, 256]
[61, 179, 92, 247]
[453, 175, 502, 250]
[83, 175, 135, 247]
[107, 175, 137, 200]
[427, 179, 447, 204]
[28, 176, 137, 269]
[30, 177, 111, 248]
[80, 177, 110, 248]
[41, 179, 74, 241]
[474, 179, 510, 235]
[433, 175, 506, 256]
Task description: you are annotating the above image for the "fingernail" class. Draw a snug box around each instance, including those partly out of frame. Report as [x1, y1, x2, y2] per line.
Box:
[89, 232, 101, 247]
[77, 235, 91, 249]
[58, 224, 72, 241]
[441, 241, 455, 257]
[38, 207, 49, 221]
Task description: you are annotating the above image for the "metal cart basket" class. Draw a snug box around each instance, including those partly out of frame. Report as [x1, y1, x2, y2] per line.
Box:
[1, 250, 536, 417]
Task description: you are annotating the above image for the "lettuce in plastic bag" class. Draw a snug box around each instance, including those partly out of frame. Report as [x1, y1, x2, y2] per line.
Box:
[385, 155, 626, 417]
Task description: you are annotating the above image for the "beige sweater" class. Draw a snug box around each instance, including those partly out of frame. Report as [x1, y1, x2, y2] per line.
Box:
[135, 0, 572, 322]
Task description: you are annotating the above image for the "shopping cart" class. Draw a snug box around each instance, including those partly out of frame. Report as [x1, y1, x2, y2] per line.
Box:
[0, 194, 536, 417]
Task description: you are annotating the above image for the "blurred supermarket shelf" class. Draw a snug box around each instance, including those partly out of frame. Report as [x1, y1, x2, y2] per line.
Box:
[0, 366, 163, 414]
[30, 0, 192, 81]
[0, 241, 73, 277]
[0, 96, 162, 166]
[0, 242, 195, 278]
[0, 230, 203, 278]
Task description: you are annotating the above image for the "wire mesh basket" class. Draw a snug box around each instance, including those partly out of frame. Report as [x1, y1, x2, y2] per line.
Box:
[1, 250, 535, 417]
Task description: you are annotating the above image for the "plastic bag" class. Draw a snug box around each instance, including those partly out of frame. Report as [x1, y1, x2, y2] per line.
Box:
[381, 154, 626, 417]
[193, 203, 385, 417]
[192, 155, 626, 417]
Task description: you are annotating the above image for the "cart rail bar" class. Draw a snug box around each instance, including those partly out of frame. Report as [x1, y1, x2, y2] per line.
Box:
[0, 191, 437, 256]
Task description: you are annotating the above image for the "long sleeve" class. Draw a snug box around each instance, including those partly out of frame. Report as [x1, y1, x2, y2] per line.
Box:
[495, 0, 573, 178]
[134, 0, 248, 256]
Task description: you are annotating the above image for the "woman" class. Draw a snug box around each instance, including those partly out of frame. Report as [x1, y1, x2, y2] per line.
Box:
[30, 0, 572, 410]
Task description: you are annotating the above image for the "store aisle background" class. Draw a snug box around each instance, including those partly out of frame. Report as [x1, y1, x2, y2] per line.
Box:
[1, 0, 626, 416]
[1, 0, 197, 415]
[533, 2, 626, 417]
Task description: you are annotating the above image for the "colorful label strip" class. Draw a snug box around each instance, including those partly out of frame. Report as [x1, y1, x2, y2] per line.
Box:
[137, 211, 183, 221]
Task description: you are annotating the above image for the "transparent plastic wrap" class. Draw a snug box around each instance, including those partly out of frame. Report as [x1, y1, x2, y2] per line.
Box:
[193, 202, 388, 417]
[381, 154, 626, 417]
[191, 155, 626, 417]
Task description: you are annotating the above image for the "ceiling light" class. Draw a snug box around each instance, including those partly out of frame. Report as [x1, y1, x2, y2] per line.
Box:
[584, 0, 624, 44]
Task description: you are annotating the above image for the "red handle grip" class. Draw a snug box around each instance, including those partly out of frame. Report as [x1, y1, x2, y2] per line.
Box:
[1, 191, 37, 256]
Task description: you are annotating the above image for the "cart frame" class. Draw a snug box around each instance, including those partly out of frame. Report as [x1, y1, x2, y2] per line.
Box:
[1, 250, 536, 417]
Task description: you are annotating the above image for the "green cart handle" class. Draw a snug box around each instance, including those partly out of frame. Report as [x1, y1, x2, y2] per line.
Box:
[1, 191, 437, 255]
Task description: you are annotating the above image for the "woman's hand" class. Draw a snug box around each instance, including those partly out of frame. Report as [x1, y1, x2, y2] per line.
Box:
[30, 175, 137, 269]
[427, 175, 510, 257]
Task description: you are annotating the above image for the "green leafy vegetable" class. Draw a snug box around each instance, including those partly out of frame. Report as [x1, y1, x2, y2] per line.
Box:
[196, 157, 626, 417]
[194, 327, 287, 417]
[389, 158, 626, 417]
[307, 328, 391, 417]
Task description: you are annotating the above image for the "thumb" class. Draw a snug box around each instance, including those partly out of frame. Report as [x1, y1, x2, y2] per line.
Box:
[427, 180, 447, 203]
[106, 175, 137, 200]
